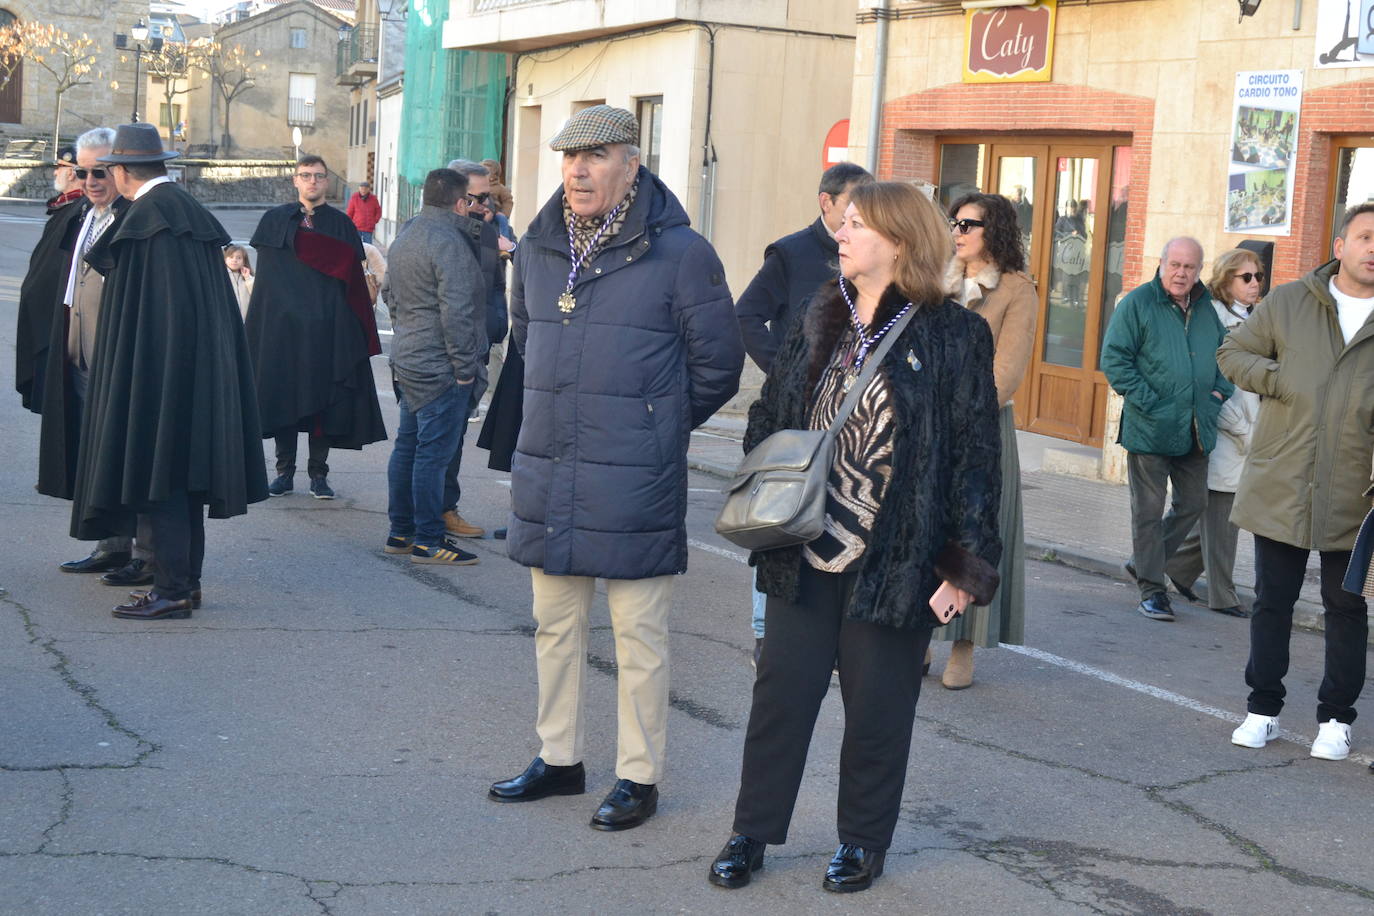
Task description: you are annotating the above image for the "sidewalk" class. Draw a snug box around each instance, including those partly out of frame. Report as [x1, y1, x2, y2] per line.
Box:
[688, 419, 1342, 636]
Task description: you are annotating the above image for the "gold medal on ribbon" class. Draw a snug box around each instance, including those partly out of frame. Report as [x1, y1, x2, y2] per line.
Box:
[558, 291, 576, 313]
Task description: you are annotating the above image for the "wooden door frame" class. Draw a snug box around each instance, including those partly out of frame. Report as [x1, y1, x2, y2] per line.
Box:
[1325, 134, 1374, 258]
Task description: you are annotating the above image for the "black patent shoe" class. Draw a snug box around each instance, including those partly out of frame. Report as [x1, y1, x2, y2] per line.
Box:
[488, 757, 585, 803]
[60, 548, 132, 574]
[708, 833, 766, 889]
[101, 558, 155, 586]
[823, 843, 885, 893]
[590, 778, 658, 831]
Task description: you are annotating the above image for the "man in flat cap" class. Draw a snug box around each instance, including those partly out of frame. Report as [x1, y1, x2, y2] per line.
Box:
[71, 123, 267, 620]
[489, 105, 744, 830]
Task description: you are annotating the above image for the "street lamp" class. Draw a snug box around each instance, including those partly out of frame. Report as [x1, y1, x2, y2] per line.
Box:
[130, 19, 149, 122]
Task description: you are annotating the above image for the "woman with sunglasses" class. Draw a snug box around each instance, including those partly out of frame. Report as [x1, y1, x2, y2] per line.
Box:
[1163, 249, 1263, 618]
[930, 193, 1037, 689]
[706, 182, 1002, 894]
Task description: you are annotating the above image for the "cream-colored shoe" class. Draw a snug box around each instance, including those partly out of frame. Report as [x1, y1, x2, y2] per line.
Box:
[942, 639, 974, 690]
[443, 511, 485, 538]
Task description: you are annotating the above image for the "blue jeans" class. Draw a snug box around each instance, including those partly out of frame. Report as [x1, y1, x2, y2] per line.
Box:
[752, 568, 767, 638]
[387, 384, 468, 546]
[359, 231, 374, 244]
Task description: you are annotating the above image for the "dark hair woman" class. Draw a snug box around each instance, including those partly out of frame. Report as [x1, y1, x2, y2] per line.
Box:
[929, 192, 1038, 689]
[706, 182, 1003, 894]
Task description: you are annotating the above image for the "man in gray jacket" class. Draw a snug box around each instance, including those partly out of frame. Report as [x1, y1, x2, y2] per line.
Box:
[380, 168, 486, 565]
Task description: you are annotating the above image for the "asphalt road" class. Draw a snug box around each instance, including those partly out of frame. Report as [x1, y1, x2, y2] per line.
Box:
[0, 199, 1371, 915]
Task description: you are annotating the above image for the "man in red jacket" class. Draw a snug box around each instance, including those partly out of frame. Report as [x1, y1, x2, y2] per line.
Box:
[346, 180, 381, 243]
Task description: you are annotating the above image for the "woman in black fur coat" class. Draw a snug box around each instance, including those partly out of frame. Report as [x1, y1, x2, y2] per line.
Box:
[707, 182, 1003, 894]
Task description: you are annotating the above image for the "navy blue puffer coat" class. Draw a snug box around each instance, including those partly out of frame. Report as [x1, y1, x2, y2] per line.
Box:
[508, 168, 745, 578]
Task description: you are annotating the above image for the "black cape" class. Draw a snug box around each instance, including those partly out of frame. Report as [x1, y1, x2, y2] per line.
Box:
[36, 196, 131, 500]
[16, 195, 86, 413]
[69, 182, 268, 539]
[244, 202, 386, 448]
[475, 343, 523, 472]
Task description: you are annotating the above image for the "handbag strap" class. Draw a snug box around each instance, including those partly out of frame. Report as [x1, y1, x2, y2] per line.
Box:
[822, 305, 918, 439]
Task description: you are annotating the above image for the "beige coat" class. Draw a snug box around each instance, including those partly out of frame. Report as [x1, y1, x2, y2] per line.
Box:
[1208, 300, 1260, 493]
[1217, 260, 1374, 550]
[947, 261, 1038, 406]
[227, 270, 253, 320]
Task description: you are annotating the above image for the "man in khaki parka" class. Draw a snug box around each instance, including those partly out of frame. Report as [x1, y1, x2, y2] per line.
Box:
[1218, 203, 1374, 762]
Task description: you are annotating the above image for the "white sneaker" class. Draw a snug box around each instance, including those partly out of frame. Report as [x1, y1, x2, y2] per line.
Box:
[1231, 713, 1279, 748]
[1310, 719, 1352, 761]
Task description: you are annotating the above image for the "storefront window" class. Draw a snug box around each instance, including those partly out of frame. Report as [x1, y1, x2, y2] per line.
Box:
[995, 157, 1037, 270]
[1097, 146, 1132, 369]
[938, 144, 985, 213]
[1043, 157, 1097, 367]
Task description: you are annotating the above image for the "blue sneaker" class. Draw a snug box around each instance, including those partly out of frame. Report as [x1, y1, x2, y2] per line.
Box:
[1137, 593, 1175, 622]
[309, 477, 335, 499]
[267, 474, 293, 496]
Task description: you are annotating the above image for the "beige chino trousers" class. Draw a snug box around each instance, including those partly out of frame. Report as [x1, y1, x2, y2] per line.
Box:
[530, 567, 675, 785]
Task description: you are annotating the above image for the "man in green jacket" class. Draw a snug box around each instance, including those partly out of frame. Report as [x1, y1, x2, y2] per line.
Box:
[1218, 203, 1374, 763]
[1102, 237, 1233, 622]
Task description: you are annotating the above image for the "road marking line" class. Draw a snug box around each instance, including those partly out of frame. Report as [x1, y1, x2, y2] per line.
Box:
[686, 537, 1374, 767]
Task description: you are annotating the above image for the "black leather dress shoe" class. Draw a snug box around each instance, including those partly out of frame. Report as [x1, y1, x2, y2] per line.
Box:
[1212, 605, 1252, 618]
[708, 834, 766, 889]
[590, 778, 658, 831]
[488, 757, 585, 803]
[823, 843, 885, 893]
[100, 558, 154, 586]
[60, 549, 131, 574]
[112, 593, 193, 620]
[130, 589, 201, 610]
[1169, 576, 1201, 603]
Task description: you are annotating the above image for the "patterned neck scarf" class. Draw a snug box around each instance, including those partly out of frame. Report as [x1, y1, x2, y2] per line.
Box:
[562, 177, 639, 265]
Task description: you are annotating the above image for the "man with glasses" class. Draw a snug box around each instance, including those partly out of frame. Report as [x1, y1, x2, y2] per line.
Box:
[244, 155, 386, 500]
[1101, 237, 1232, 623]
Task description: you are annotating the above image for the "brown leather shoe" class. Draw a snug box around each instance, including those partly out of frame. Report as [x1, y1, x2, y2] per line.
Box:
[113, 592, 192, 620]
[129, 589, 202, 610]
[443, 510, 484, 538]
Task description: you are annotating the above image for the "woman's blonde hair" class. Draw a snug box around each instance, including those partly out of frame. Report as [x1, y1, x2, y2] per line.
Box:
[1208, 248, 1261, 306]
[847, 181, 952, 306]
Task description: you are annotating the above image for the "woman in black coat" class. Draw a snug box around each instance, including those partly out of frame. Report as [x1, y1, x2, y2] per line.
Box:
[707, 182, 1003, 894]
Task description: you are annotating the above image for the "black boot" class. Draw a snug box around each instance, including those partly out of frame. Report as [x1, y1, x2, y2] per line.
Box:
[823, 843, 885, 893]
[488, 757, 585, 802]
[708, 834, 766, 889]
[589, 778, 657, 831]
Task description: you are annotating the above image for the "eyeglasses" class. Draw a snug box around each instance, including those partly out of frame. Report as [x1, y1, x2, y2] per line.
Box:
[296, 172, 328, 182]
[948, 218, 986, 235]
[74, 168, 108, 180]
[1237, 271, 1266, 284]
[466, 192, 490, 205]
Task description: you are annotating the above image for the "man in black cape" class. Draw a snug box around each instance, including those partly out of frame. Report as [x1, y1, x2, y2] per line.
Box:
[244, 154, 386, 500]
[15, 145, 83, 413]
[71, 123, 268, 620]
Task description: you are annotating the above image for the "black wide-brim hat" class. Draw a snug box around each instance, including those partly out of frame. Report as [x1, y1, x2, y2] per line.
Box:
[97, 122, 180, 164]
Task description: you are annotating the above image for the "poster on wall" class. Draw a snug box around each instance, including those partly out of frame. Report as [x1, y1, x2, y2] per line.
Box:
[1314, 0, 1374, 68]
[1225, 70, 1303, 236]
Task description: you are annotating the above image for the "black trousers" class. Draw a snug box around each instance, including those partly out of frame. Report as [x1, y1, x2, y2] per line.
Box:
[144, 490, 205, 600]
[274, 428, 330, 480]
[1247, 535, 1369, 725]
[732, 564, 931, 850]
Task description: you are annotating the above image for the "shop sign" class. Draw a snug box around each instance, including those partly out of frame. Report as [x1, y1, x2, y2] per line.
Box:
[963, 0, 1056, 84]
[1314, 0, 1374, 67]
[1224, 70, 1303, 237]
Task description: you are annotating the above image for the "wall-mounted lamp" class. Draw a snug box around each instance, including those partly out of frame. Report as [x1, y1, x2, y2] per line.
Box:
[1237, 0, 1262, 22]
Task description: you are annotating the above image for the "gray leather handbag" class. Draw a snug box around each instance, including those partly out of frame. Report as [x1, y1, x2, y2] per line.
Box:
[715, 309, 915, 551]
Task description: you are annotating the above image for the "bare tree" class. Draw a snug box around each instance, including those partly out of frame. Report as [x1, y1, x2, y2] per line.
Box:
[16, 24, 102, 153]
[190, 39, 264, 156]
[0, 23, 23, 94]
[141, 41, 196, 145]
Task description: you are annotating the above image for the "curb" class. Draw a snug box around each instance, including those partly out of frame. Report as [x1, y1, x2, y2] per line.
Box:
[688, 436, 1341, 640]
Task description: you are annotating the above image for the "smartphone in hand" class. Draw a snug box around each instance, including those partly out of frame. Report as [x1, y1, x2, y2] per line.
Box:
[929, 581, 968, 624]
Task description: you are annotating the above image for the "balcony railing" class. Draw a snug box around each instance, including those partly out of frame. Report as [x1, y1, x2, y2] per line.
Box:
[336, 24, 379, 83]
[287, 97, 315, 126]
[473, 0, 550, 9]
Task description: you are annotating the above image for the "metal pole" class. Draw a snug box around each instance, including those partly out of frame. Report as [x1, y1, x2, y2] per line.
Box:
[131, 46, 141, 122]
[865, 2, 890, 174]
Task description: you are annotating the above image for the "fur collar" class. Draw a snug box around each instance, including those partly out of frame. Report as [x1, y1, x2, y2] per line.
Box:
[943, 259, 1002, 301]
[803, 280, 914, 386]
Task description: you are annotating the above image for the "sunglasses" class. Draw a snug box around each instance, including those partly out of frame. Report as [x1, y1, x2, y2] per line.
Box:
[74, 168, 108, 180]
[948, 218, 986, 234]
[1237, 271, 1266, 284]
[466, 192, 490, 205]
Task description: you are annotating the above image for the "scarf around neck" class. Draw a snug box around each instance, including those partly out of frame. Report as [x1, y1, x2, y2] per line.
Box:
[562, 177, 639, 266]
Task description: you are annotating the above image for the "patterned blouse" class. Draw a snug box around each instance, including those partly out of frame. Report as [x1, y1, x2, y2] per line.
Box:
[802, 326, 898, 573]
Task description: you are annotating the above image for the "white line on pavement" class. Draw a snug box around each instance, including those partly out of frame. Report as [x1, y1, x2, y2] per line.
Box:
[688, 538, 1374, 767]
